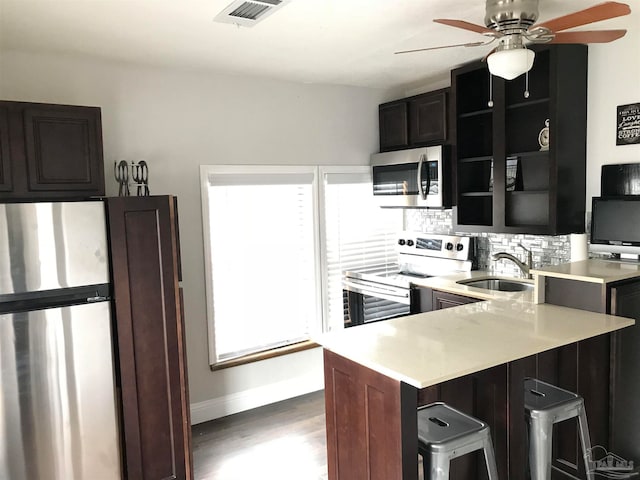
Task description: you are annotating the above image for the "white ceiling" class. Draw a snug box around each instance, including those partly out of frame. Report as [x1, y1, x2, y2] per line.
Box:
[0, 0, 636, 90]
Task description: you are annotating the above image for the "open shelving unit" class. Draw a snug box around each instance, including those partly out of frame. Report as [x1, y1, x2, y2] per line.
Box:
[453, 66, 494, 227]
[452, 44, 588, 235]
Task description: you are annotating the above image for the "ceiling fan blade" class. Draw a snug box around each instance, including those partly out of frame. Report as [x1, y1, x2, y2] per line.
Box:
[530, 2, 631, 34]
[548, 29, 627, 44]
[434, 18, 497, 35]
[395, 41, 489, 55]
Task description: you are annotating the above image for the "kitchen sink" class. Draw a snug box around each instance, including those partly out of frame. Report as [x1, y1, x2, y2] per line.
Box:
[456, 277, 534, 292]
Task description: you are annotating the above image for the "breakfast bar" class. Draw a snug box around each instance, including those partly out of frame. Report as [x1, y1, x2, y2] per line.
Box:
[317, 285, 635, 480]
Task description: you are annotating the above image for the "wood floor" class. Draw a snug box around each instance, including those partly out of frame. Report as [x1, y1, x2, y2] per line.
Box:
[192, 390, 328, 480]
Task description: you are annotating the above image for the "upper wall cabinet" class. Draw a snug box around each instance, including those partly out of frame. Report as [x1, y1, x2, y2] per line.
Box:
[452, 45, 588, 235]
[379, 100, 409, 151]
[379, 89, 448, 152]
[0, 100, 105, 201]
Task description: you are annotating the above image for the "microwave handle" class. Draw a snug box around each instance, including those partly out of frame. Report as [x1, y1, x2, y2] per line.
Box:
[417, 154, 429, 200]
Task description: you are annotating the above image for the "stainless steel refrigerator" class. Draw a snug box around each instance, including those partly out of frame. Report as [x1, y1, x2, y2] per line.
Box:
[0, 201, 121, 480]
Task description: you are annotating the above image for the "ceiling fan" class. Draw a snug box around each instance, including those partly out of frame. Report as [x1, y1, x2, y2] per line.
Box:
[396, 0, 631, 80]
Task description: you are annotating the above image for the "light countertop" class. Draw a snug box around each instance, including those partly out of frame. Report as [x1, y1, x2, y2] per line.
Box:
[317, 262, 639, 389]
[409, 270, 535, 301]
[317, 298, 634, 389]
[531, 259, 640, 284]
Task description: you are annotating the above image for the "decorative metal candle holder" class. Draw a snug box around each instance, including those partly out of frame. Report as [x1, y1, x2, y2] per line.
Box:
[114, 160, 150, 196]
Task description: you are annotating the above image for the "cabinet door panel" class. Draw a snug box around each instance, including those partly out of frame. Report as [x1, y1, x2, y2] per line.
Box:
[108, 196, 191, 480]
[409, 92, 447, 145]
[379, 101, 408, 151]
[24, 105, 104, 194]
[0, 106, 11, 192]
[432, 290, 480, 310]
[324, 350, 415, 480]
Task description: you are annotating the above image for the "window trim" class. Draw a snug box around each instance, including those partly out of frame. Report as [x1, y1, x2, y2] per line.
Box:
[317, 166, 372, 333]
[200, 165, 323, 366]
[209, 340, 319, 371]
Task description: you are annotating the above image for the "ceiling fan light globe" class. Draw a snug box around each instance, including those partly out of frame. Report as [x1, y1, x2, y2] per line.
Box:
[487, 48, 535, 80]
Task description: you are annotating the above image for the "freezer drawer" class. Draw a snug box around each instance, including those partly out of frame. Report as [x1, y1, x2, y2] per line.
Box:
[0, 201, 109, 295]
[0, 302, 121, 480]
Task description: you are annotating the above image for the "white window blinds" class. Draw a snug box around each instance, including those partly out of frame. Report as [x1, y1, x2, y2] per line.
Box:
[202, 166, 320, 363]
[319, 167, 403, 332]
[201, 165, 403, 365]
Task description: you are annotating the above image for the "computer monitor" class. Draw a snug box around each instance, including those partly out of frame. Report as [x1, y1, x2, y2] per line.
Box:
[590, 196, 640, 256]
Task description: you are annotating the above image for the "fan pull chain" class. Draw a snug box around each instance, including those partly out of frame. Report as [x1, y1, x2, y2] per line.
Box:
[524, 70, 530, 99]
[488, 71, 494, 108]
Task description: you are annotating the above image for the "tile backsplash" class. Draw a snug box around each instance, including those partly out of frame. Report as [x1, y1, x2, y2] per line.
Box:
[405, 209, 571, 277]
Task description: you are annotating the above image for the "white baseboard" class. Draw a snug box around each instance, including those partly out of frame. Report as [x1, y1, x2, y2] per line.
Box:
[190, 374, 324, 425]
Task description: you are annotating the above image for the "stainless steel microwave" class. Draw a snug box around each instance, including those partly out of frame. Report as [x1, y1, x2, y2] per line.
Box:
[370, 146, 451, 208]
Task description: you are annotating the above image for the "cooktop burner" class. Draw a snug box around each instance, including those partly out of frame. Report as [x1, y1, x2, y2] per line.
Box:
[398, 271, 430, 279]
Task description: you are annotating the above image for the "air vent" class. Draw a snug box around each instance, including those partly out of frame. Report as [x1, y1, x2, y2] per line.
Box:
[214, 0, 291, 27]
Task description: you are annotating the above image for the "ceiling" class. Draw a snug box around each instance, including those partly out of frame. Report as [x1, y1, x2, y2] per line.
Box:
[0, 0, 636, 90]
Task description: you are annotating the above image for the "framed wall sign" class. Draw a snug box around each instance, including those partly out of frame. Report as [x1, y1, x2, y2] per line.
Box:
[617, 103, 640, 146]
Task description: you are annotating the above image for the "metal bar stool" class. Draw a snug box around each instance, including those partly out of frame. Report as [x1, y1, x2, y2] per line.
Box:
[524, 378, 594, 480]
[417, 402, 499, 480]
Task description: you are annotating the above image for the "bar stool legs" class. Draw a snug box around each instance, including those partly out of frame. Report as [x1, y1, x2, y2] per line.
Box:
[527, 414, 553, 480]
[525, 378, 594, 480]
[483, 440, 500, 479]
[577, 408, 594, 480]
[418, 402, 499, 480]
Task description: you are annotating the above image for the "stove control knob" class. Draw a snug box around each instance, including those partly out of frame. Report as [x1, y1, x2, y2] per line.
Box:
[407, 240, 415, 247]
[398, 239, 406, 246]
[446, 242, 454, 251]
[456, 243, 464, 252]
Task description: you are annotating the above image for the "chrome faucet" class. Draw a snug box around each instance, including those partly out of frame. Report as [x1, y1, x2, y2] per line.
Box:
[492, 243, 533, 279]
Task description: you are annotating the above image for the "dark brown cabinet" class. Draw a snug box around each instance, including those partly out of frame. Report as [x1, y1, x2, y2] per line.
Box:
[379, 100, 409, 151]
[408, 91, 447, 146]
[324, 350, 411, 480]
[0, 100, 105, 200]
[415, 287, 480, 312]
[379, 89, 448, 152]
[107, 196, 192, 480]
[432, 289, 480, 310]
[610, 281, 640, 462]
[541, 275, 640, 479]
[452, 45, 588, 234]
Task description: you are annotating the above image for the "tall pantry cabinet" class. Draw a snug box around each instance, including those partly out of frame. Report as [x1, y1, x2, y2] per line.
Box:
[107, 196, 192, 480]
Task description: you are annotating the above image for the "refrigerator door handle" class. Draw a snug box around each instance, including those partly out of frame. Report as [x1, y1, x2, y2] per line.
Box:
[87, 295, 109, 303]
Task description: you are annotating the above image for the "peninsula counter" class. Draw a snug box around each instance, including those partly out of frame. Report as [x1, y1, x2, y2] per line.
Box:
[317, 295, 634, 480]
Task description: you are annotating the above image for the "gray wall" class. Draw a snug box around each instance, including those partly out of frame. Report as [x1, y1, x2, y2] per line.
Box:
[0, 50, 390, 422]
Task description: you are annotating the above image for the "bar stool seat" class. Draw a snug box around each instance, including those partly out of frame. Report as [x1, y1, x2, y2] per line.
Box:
[524, 378, 594, 480]
[417, 402, 499, 480]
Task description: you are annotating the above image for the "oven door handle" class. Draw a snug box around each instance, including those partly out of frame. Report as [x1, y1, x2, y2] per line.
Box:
[342, 280, 411, 302]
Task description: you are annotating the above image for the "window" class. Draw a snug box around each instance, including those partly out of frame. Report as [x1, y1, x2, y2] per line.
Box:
[319, 167, 403, 331]
[201, 165, 402, 365]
